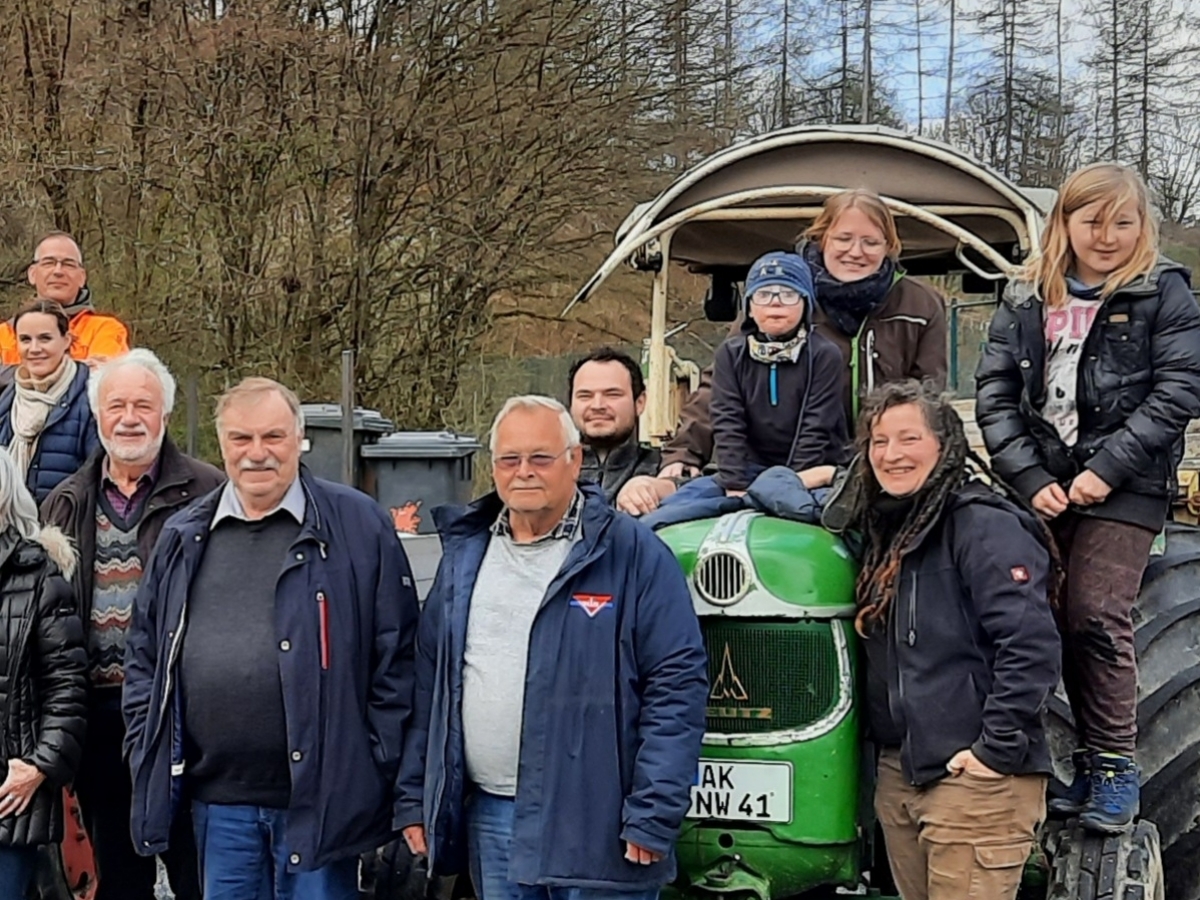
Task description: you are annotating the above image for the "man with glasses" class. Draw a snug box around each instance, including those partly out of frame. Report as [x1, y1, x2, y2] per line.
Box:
[396, 394, 706, 900]
[0, 231, 129, 367]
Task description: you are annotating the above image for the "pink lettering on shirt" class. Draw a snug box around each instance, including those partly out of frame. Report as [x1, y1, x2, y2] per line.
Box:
[1045, 302, 1099, 344]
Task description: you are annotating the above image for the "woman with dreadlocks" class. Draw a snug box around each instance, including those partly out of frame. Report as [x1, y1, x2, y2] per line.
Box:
[824, 380, 1060, 900]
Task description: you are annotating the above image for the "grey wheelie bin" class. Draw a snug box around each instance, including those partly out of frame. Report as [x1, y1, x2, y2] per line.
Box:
[299, 404, 394, 488]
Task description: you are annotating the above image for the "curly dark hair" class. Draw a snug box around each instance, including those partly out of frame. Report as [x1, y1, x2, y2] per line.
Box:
[836, 380, 1060, 636]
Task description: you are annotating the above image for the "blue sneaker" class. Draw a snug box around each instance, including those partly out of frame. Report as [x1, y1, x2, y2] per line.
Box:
[1048, 749, 1091, 817]
[1079, 752, 1140, 834]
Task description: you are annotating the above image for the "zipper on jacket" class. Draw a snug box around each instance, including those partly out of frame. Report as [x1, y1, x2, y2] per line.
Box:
[906, 572, 917, 647]
[769, 363, 779, 407]
[865, 329, 877, 396]
[317, 591, 330, 670]
[850, 319, 867, 420]
[153, 603, 188, 745]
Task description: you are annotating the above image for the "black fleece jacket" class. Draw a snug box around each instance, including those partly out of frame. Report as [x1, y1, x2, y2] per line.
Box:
[710, 319, 848, 491]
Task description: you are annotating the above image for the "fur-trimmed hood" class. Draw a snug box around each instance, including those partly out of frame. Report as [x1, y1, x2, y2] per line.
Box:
[35, 524, 77, 581]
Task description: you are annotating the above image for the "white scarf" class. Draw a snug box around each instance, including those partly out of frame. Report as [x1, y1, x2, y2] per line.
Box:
[8, 355, 78, 479]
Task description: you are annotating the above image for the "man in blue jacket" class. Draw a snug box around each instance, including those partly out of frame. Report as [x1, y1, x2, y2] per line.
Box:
[123, 377, 419, 900]
[395, 394, 707, 900]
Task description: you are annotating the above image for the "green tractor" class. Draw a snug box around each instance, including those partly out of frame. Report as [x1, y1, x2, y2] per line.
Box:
[566, 126, 1200, 900]
[659, 515, 864, 897]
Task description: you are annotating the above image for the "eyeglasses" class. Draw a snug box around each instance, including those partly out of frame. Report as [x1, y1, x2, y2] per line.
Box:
[33, 256, 83, 271]
[827, 235, 886, 253]
[750, 288, 803, 306]
[494, 447, 572, 471]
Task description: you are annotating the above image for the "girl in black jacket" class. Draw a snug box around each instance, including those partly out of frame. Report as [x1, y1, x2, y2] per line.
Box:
[824, 380, 1060, 900]
[976, 163, 1200, 832]
[0, 448, 87, 895]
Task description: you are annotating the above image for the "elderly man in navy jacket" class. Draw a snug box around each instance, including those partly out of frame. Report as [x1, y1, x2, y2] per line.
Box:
[396, 394, 707, 900]
[123, 377, 419, 900]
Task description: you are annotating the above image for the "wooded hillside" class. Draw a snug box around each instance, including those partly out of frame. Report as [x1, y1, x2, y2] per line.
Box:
[2, 0, 1197, 436]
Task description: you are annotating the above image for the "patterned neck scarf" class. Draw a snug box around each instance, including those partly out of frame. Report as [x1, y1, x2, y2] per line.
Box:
[747, 326, 808, 364]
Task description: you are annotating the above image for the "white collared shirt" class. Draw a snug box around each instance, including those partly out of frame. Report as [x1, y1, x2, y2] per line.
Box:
[210, 476, 306, 529]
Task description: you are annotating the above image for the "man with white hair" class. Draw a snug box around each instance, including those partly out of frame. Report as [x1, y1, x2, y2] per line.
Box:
[123, 376, 419, 900]
[396, 395, 707, 900]
[41, 348, 221, 900]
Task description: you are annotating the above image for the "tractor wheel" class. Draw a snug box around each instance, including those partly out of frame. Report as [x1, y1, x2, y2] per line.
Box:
[1045, 521, 1200, 900]
[1043, 820, 1163, 900]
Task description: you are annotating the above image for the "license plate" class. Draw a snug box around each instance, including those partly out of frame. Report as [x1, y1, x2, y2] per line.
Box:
[687, 760, 792, 823]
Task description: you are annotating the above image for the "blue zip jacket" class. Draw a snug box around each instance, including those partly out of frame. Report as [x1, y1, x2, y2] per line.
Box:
[0, 365, 99, 502]
[394, 484, 707, 889]
[123, 467, 419, 871]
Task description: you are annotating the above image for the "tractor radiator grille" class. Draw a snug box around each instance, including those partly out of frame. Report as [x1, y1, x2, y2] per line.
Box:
[702, 620, 841, 734]
[694, 551, 749, 604]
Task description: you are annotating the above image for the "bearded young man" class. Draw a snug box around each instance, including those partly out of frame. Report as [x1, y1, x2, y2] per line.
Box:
[40, 349, 223, 900]
[567, 348, 661, 506]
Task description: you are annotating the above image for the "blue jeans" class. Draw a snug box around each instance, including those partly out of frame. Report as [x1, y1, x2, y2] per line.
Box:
[467, 791, 660, 900]
[193, 802, 358, 900]
[0, 844, 37, 897]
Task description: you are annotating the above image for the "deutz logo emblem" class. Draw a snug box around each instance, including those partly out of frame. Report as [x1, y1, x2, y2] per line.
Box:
[710, 644, 748, 701]
[707, 644, 774, 721]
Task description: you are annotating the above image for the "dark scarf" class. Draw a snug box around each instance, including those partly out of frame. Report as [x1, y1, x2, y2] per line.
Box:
[801, 241, 897, 337]
[59, 286, 94, 318]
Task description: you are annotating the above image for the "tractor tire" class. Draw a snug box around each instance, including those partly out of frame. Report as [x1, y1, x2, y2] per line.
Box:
[1044, 820, 1163, 900]
[1045, 521, 1200, 900]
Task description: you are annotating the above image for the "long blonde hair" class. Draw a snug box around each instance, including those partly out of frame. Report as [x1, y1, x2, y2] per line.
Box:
[801, 189, 902, 260]
[1024, 163, 1159, 310]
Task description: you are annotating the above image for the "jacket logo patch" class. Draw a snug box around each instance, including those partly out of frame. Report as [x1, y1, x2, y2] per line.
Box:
[1011, 566, 1030, 583]
[570, 593, 613, 617]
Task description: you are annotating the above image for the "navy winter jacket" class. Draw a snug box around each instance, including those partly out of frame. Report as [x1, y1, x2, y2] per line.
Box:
[853, 482, 1061, 786]
[0, 365, 99, 503]
[123, 468, 419, 871]
[394, 485, 707, 889]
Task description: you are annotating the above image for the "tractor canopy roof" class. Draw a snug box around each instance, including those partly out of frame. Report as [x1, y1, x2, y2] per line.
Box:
[569, 125, 1051, 313]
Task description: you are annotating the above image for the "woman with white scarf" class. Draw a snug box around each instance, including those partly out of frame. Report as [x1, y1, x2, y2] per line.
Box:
[0, 300, 98, 503]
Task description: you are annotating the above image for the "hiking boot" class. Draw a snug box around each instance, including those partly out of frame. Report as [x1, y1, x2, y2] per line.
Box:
[1079, 752, 1140, 834]
[1048, 749, 1092, 817]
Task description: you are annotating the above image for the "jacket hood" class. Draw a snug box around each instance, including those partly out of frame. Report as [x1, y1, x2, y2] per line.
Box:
[35, 524, 76, 580]
[1003, 255, 1190, 308]
[945, 480, 1046, 548]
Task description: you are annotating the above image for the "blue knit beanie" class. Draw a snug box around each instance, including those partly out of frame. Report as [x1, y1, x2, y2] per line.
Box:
[744, 251, 815, 300]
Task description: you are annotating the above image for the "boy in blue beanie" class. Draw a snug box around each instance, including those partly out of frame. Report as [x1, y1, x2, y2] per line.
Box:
[711, 251, 849, 492]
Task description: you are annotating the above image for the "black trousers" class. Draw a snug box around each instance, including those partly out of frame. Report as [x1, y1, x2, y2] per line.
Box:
[74, 703, 201, 900]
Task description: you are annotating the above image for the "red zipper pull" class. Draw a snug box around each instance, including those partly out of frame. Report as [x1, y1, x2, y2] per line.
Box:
[316, 592, 330, 670]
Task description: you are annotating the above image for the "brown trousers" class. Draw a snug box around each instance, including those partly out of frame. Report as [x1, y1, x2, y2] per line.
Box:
[1051, 513, 1155, 755]
[875, 749, 1046, 900]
